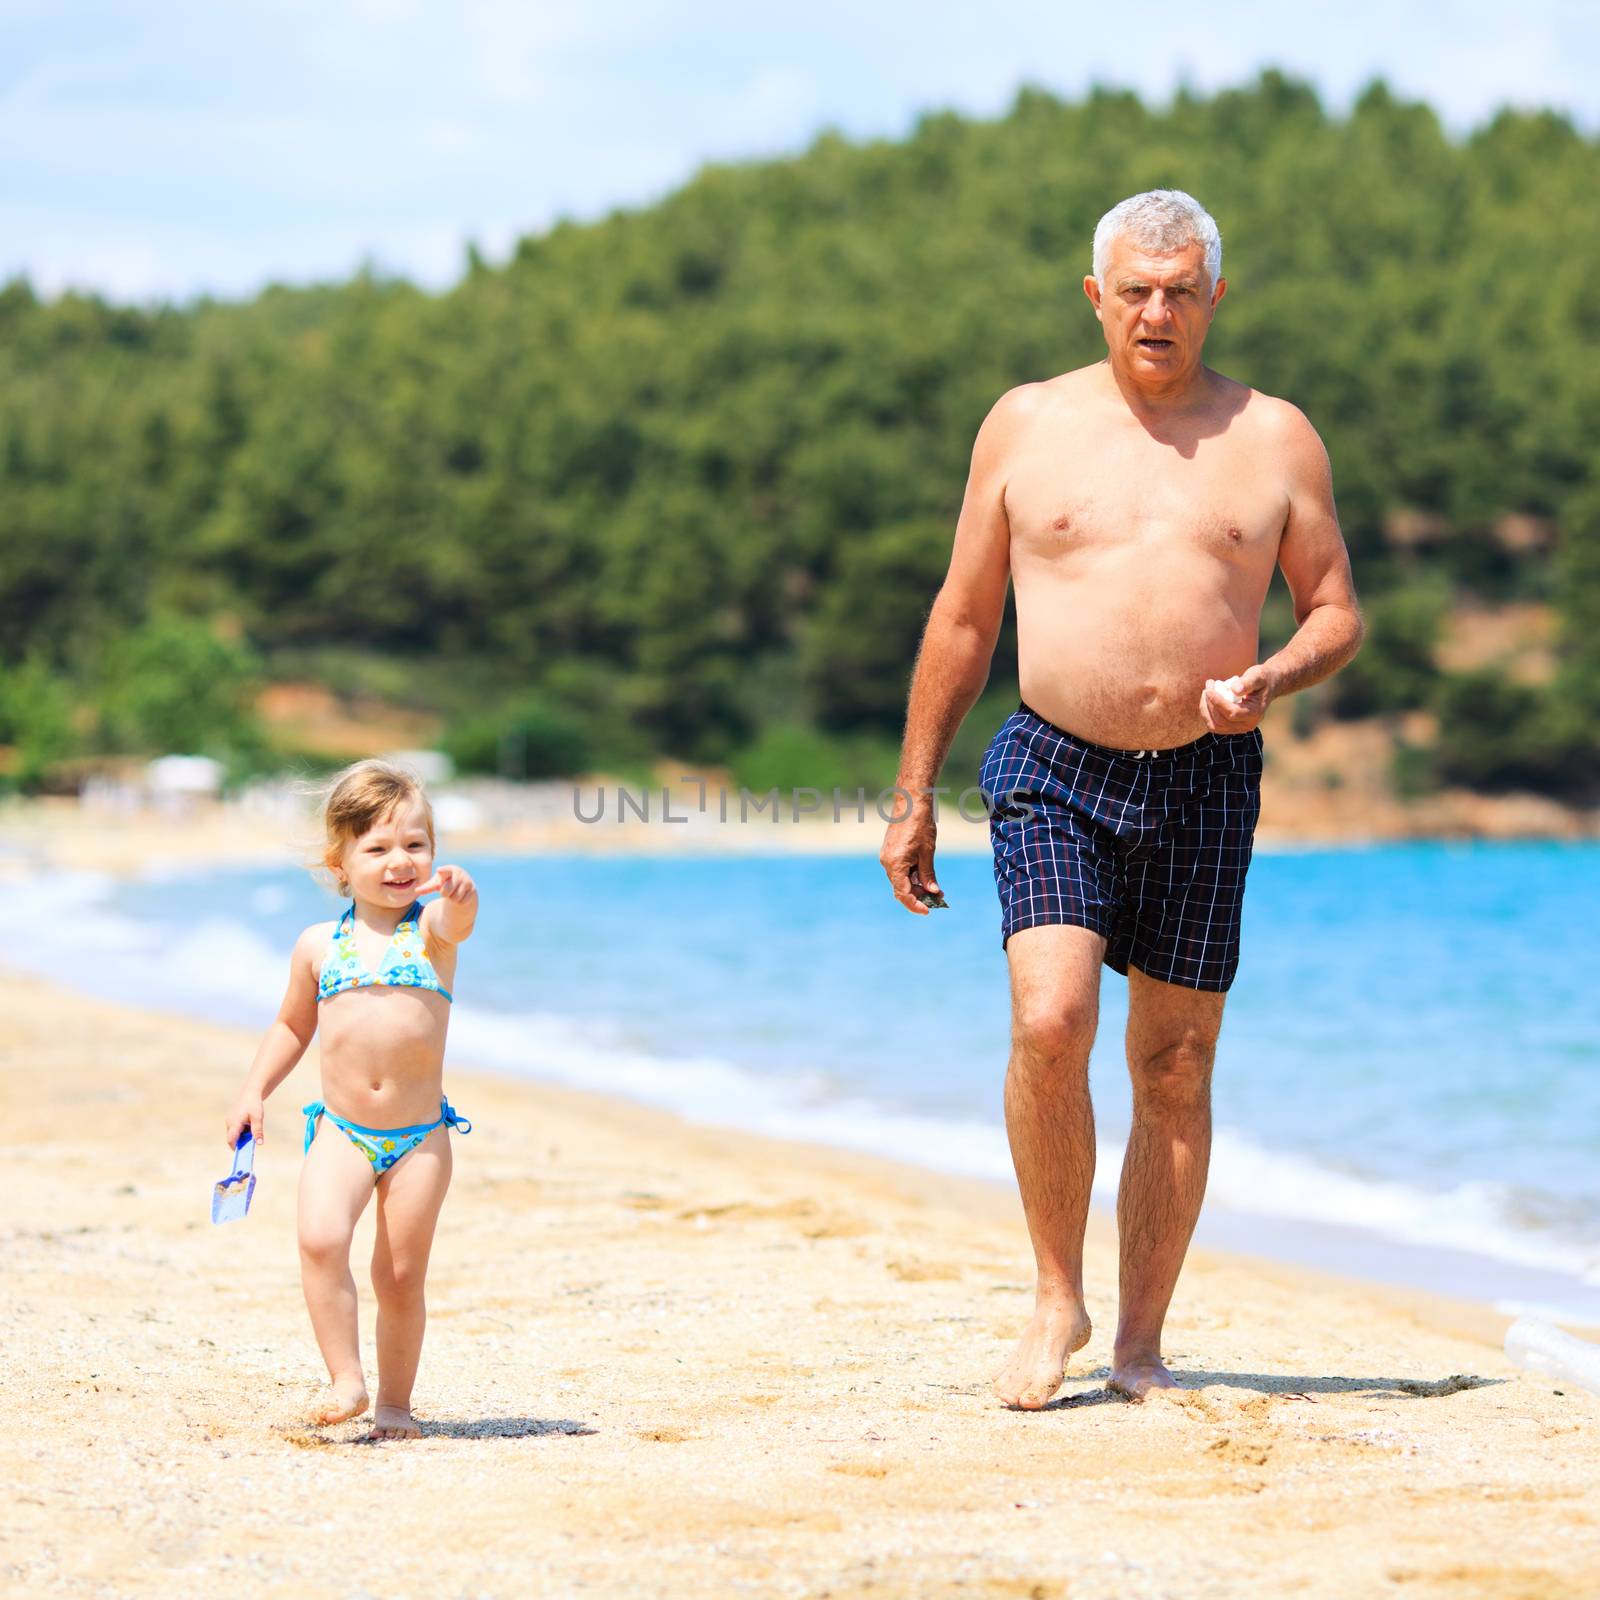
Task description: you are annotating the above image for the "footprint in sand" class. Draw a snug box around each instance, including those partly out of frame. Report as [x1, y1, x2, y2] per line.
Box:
[886, 1259, 962, 1282]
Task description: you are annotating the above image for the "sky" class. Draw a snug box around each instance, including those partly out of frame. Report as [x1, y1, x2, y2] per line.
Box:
[4, 0, 1597, 304]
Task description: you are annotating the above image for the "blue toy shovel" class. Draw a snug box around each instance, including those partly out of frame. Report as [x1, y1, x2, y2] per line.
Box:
[212, 1128, 257, 1224]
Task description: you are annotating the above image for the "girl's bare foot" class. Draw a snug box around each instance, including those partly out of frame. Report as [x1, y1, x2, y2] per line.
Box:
[365, 1403, 421, 1441]
[307, 1371, 369, 1425]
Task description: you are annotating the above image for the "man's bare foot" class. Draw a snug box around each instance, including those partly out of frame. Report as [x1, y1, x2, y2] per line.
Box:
[364, 1403, 422, 1441]
[1106, 1351, 1180, 1401]
[993, 1301, 1092, 1409]
[307, 1372, 369, 1425]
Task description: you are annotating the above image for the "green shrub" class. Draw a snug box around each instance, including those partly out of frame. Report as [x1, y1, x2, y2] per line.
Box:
[729, 721, 897, 796]
[1328, 582, 1448, 719]
[0, 656, 76, 789]
[1390, 739, 1434, 800]
[98, 616, 261, 756]
[1430, 669, 1594, 798]
[801, 520, 950, 731]
[444, 693, 593, 778]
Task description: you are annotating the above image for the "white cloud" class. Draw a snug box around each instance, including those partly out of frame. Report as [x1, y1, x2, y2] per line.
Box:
[712, 66, 823, 153]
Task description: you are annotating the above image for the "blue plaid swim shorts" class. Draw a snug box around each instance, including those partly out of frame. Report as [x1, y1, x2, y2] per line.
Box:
[979, 701, 1265, 992]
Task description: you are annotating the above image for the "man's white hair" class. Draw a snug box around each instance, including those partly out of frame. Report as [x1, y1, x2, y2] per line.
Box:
[1092, 190, 1222, 288]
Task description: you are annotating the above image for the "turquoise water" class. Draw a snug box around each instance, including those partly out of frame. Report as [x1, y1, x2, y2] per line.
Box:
[11, 842, 1598, 1316]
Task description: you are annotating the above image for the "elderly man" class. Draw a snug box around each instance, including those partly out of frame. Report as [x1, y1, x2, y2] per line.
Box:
[880, 190, 1362, 1405]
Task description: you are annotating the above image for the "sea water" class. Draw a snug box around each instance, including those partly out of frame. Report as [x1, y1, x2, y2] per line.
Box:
[7, 842, 1596, 1320]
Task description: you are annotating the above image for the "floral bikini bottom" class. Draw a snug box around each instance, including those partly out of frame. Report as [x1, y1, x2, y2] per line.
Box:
[302, 1098, 472, 1179]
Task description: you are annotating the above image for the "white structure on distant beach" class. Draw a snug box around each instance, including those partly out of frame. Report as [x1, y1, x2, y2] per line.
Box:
[384, 749, 454, 785]
[144, 754, 227, 817]
[145, 755, 226, 799]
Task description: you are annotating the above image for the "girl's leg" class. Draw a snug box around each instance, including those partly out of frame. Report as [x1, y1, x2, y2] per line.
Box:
[297, 1120, 377, 1423]
[367, 1126, 453, 1439]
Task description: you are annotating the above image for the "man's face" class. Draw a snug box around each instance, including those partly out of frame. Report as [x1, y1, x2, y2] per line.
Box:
[1084, 238, 1224, 381]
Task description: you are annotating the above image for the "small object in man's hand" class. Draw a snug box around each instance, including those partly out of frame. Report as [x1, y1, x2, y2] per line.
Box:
[915, 888, 950, 910]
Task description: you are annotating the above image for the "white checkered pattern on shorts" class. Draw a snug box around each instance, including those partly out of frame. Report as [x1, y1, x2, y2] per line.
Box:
[978, 702, 1264, 992]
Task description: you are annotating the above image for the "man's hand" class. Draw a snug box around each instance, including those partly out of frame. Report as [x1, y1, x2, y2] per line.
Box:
[1200, 664, 1276, 734]
[879, 798, 943, 916]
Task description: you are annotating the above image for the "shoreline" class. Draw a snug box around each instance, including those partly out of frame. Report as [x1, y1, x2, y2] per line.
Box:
[3, 970, 1597, 1598]
[5, 839, 1599, 1329]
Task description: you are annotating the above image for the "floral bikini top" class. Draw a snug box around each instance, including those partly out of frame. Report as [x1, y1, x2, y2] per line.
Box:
[317, 901, 453, 1004]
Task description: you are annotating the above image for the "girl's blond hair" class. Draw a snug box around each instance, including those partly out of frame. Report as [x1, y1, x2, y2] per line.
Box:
[320, 759, 435, 895]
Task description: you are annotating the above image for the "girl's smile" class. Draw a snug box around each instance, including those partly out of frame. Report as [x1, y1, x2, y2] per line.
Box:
[340, 799, 435, 909]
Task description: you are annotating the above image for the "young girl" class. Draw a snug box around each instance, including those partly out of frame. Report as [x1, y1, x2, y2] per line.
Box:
[225, 758, 478, 1440]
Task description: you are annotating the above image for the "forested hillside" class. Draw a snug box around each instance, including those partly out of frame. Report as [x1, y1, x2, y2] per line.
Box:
[2, 71, 1597, 799]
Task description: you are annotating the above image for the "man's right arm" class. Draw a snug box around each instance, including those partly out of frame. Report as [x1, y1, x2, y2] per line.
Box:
[879, 387, 1027, 914]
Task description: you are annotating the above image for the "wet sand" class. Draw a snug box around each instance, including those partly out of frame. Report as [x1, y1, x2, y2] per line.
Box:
[3, 972, 1597, 1598]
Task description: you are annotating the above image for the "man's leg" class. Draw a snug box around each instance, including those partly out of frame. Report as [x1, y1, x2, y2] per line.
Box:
[1108, 967, 1227, 1399]
[992, 923, 1105, 1409]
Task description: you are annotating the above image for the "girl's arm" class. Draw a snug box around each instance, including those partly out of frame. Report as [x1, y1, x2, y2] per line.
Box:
[418, 864, 478, 946]
[223, 926, 322, 1148]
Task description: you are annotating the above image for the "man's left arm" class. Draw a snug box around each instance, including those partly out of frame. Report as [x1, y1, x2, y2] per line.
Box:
[1200, 406, 1365, 733]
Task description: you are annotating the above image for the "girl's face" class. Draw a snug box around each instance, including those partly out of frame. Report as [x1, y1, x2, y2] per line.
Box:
[338, 799, 434, 909]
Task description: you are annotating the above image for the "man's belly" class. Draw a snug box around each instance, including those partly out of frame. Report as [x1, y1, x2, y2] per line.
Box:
[1014, 578, 1261, 750]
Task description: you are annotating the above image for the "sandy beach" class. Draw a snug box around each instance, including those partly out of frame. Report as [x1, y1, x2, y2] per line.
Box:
[3, 971, 1596, 1600]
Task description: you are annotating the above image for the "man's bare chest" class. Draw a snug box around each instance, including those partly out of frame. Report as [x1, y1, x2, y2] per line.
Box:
[1004, 428, 1287, 567]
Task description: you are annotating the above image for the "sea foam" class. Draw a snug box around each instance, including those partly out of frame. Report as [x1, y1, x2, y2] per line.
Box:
[6, 869, 1595, 1313]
